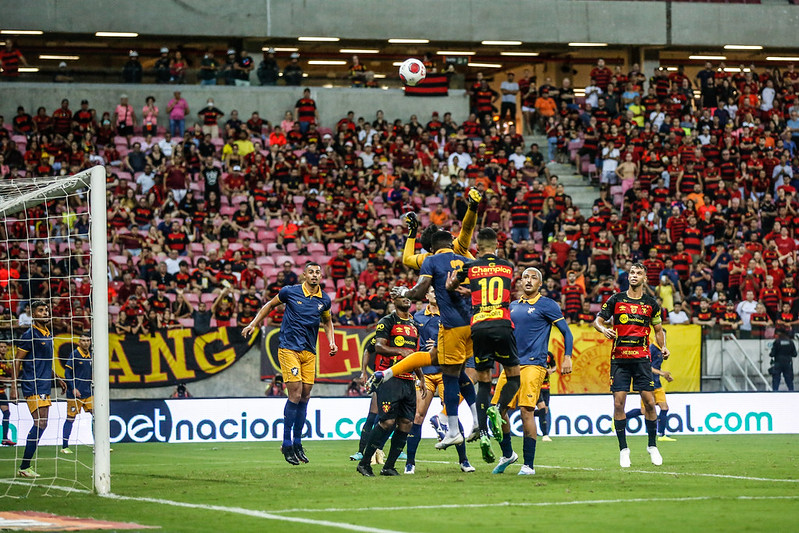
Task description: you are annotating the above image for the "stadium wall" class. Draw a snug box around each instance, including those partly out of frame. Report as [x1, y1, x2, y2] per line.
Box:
[4, 393, 797, 447]
[0, 83, 470, 132]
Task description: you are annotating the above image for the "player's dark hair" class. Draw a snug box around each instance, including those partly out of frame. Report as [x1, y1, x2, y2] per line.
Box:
[431, 230, 453, 252]
[477, 228, 498, 248]
[30, 299, 48, 312]
[304, 262, 320, 271]
[419, 224, 439, 251]
[630, 261, 646, 273]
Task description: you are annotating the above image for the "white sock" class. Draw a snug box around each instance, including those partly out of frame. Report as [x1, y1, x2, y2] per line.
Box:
[382, 369, 394, 381]
[447, 415, 460, 437]
[469, 402, 479, 431]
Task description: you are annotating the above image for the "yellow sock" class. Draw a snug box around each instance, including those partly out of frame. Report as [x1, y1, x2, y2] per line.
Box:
[390, 351, 431, 376]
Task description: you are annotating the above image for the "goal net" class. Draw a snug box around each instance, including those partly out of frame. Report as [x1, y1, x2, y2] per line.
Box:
[0, 166, 110, 497]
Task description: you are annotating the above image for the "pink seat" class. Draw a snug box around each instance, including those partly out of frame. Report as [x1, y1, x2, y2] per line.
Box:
[201, 293, 217, 304]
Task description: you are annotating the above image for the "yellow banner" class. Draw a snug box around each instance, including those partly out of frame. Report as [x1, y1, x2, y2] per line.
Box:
[548, 324, 701, 394]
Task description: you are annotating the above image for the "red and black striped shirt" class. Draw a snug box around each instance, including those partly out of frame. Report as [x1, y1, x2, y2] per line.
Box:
[597, 292, 662, 360]
[458, 254, 514, 328]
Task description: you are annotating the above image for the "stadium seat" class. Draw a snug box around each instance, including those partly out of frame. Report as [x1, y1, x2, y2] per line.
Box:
[178, 318, 194, 328]
[201, 293, 217, 304]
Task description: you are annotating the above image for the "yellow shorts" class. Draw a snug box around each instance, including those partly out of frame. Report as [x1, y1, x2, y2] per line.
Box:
[438, 325, 473, 366]
[641, 387, 666, 408]
[422, 373, 445, 401]
[26, 394, 51, 413]
[67, 396, 94, 417]
[492, 366, 547, 409]
[278, 348, 316, 383]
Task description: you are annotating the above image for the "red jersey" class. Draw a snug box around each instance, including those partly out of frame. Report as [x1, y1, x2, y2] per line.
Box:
[597, 292, 662, 360]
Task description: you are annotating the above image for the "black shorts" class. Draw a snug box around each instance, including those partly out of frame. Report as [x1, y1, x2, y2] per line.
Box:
[376, 378, 416, 422]
[472, 323, 519, 372]
[117, 124, 134, 136]
[610, 359, 654, 392]
[536, 388, 550, 406]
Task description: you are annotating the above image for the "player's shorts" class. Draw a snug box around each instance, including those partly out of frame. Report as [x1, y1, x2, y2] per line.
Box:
[422, 372, 444, 401]
[465, 356, 475, 369]
[537, 388, 550, 406]
[471, 323, 519, 372]
[278, 348, 316, 383]
[67, 396, 94, 417]
[376, 378, 416, 422]
[438, 325, 473, 366]
[26, 394, 51, 413]
[493, 365, 547, 409]
[610, 359, 654, 392]
[640, 387, 666, 409]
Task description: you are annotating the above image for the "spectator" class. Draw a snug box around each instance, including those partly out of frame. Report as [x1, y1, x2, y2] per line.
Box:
[198, 98, 224, 139]
[0, 39, 28, 81]
[736, 290, 759, 339]
[349, 55, 366, 88]
[294, 88, 318, 134]
[170, 50, 187, 84]
[257, 48, 280, 86]
[769, 327, 796, 391]
[668, 301, 691, 325]
[171, 383, 192, 398]
[499, 71, 519, 124]
[113, 94, 136, 147]
[53, 61, 74, 83]
[154, 47, 171, 84]
[283, 53, 303, 86]
[199, 49, 219, 86]
[234, 50, 254, 86]
[141, 96, 159, 136]
[166, 91, 189, 137]
[266, 375, 285, 397]
[122, 50, 143, 84]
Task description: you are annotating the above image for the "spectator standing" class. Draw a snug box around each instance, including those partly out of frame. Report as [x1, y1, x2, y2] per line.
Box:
[154, 47, 171, 84]
[234, 50, 254, 86]
[141, 96, 159, 136]
[220, 49, 237, 86]
[600, 139, 620, 185]
[167, 91, 189, 137]
[769, 327, 796, 391]
[349, 55, 366, 88]
[0, 39, 28, 81]
[122, 50, 143, 84]
[500, 72, 519, 124]
[198, 50, 218, 86]
[590, 58, 613, 92]
[257, 48, 279, 86]
[667, 302, 691, 325]
[294, 88, 318, 134]
[170, 50, 187, 84]
[283, 53, 303, 86]
[736, 290, 758, 339]
[198, 98, 224, 138]
[113, 94, 136, 146]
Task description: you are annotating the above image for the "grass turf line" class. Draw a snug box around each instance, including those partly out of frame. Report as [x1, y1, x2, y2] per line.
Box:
[0, 435, 797, 533]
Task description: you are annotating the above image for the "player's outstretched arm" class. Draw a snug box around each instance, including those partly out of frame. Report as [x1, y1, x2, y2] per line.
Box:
[242, 295, 281, 337]
[453, 189, 481, 256]
[593, 316, 617, 340]
[392, 275, 432, 302]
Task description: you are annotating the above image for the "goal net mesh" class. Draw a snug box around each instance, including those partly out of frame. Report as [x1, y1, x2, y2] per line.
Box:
[0, 167, 108, 497]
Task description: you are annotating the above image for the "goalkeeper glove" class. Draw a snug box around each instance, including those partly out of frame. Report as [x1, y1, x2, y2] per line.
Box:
[403, 211, 419, 237]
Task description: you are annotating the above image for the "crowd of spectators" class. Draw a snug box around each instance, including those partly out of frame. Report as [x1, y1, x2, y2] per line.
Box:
[3, 56, 799, 344]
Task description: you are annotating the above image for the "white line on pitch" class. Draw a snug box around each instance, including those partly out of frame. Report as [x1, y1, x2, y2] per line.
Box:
[266, 495, 799, 514]
[101, 493, 408, 533]
[0, 479, 92, 494]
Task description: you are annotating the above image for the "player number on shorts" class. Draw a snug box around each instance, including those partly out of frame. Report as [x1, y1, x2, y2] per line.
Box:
[478, 276, 503, 305]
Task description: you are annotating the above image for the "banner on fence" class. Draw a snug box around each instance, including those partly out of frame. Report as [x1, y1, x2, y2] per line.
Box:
[5, 392, 795, 446]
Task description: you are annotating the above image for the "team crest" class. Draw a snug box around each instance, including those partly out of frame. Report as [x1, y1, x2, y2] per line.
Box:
[317, 303, 323, 311]
[381, 402, 391, 413]
[291, 367, 299, 376]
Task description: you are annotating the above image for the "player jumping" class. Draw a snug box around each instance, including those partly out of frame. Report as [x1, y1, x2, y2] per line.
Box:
[357, 292, 425, 476]
[61, 332, 93, 454]
[446, 228, 521, 463]
[490, 268, 573, 475]
[243, 262, 338, 466]
[594, 262, 667, 468]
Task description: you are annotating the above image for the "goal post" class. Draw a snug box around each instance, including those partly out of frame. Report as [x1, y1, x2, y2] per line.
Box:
[89, 165, 110, 496]
[0, 165, 109, 496]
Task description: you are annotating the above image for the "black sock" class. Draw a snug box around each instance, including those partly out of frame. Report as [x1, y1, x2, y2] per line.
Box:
[522, 436, 537, 468]
[384, 429, 409, 469]
[359, 422, 392, 467]
[645, 418, 657, 447]
[1, 409, 9, 440]
[476, 381, 491, 432]
[497, 375, 520, 411]
[359, 412, 378, 454]
[625, 408, 642, 419]
[455, 422, 468, 463]
[658, 409, 669, 436]
[614, 418, 628, 450]
[538, 408, 548, 436]
[405, 423, 422, 465]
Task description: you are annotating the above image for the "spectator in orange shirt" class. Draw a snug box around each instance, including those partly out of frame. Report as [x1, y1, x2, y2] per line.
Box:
[534, 90, 557, 133]
[276, 213, 298, 250]
[269, 126, 287, 147]
[376, 163, 396, 193]
[429, 203, 450, 227]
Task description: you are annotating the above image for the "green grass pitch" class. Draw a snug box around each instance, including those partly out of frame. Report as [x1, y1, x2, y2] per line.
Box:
[1, 435, 798, 532]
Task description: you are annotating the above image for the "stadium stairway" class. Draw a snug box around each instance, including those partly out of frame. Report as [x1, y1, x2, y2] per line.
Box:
[525, 134, 598, 215]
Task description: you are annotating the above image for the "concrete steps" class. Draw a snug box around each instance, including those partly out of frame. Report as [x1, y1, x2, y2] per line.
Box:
[524, 134, 598, 214]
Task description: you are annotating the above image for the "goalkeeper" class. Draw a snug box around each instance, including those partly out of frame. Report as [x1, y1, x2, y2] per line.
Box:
[376, 188, 482, 380]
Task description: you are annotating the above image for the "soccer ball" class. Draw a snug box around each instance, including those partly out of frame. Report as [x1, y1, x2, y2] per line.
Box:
[399, 58, 426, 86]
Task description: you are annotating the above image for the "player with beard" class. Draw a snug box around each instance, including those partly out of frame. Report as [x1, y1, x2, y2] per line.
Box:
[594, 262, 667, 468]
